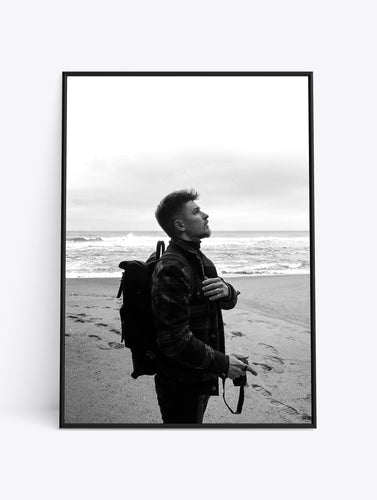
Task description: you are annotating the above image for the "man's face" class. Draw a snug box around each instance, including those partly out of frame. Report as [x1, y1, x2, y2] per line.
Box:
[175, 201, 211, 241]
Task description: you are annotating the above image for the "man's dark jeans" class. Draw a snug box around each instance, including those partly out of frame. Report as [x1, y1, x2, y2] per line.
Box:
[154, 373, 210, 424]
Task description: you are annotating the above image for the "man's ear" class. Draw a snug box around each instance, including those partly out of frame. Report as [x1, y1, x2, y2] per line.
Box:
[174, 219, 185, 233]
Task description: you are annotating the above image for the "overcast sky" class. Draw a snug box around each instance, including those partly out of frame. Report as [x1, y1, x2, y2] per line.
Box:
[66, 75, 310, 231]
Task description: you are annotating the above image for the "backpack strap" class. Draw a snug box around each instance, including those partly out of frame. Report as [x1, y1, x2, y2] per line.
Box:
[116, 277, 124, 299]
[156, 240, 165, 260]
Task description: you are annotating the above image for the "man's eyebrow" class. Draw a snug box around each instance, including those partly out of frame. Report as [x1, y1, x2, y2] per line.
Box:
[193, 206, 200, 212]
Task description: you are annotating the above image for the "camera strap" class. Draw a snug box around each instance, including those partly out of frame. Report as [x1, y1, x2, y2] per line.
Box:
[221, 377, 245, 415]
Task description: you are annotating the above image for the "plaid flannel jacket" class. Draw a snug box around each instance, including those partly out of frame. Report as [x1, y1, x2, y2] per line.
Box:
[151, 238, 238, 395]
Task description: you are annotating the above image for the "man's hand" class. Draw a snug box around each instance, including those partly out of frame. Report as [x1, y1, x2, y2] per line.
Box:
[202, 277, 229, 301]
[227, 354, 248, 379]
[227, 354, 258, 379]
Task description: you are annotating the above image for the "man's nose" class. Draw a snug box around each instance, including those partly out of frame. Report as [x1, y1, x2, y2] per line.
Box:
[202, 212, 209, 220]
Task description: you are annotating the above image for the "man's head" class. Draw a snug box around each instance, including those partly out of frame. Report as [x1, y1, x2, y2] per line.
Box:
[155, 189, 211, 241]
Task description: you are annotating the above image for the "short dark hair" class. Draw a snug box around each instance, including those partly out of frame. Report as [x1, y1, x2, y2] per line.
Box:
[155, 188, 199, 237]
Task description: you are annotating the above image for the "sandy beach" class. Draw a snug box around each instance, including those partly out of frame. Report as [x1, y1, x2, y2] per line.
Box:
[63, 275, 312, 425]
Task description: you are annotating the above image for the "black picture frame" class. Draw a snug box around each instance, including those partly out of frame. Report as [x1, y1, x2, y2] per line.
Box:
[60, 72, 316, 428]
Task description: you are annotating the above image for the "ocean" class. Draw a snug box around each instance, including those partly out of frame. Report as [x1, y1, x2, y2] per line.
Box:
[65, 231, 310, 279]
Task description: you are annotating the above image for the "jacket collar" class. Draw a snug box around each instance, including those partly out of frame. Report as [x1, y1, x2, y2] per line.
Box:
[170, 238, 201, 256]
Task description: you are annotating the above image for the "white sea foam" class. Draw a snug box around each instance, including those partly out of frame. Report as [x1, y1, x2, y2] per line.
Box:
[65, 230, 310, 278]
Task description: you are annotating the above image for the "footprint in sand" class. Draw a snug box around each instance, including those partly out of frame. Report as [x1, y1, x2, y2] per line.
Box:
[88, 334, 102, 340]
[96, 341, 124, 350]
[263, 355, 284, 373]
[301, 413, 312, 422]
[258, 343, 279, 355]
[251, 384, 271, 397]
[96, 343, 111, 350]
[230, 330, 245, 337]
[298, 394, 311, 401]
[270, 400, 298, 415]
[85, 317, 102, 323]
[109, 327, 120, 335]
[252, 362, 272, 372]
[265, 355, 284, 365]
[108, 342, 124, 349]
[67, 313, 87, 323]
[95, 322, 108, 327]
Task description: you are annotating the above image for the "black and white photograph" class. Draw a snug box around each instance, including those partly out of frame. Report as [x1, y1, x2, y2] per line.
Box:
[61, 72, 315, 427]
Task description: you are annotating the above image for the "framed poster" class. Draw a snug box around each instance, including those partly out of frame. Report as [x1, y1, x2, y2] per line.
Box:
[61, 72, 316, 428]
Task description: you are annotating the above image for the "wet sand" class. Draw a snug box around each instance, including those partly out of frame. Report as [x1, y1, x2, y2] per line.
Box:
[63, 275, 313, 425]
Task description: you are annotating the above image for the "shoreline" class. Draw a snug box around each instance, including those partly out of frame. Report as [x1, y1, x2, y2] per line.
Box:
[66, 272, 310, 280]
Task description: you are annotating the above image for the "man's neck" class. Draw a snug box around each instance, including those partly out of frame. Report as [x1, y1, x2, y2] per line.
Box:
[173, 237, 201, 250]
[179, 234, 201, 243]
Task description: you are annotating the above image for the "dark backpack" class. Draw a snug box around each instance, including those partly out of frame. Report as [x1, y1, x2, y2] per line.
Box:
[116, 240, 166, 379]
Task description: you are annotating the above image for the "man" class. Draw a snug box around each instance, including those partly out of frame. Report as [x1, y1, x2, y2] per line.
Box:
[151, 188, 249, 424]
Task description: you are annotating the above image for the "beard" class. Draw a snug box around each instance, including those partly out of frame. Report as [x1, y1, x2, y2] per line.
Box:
[200, 225, 211, 239]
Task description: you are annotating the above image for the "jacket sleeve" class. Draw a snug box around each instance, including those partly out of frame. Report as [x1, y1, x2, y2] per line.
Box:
[219, 280, 238, 310]
[151, 262, 229, 376]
